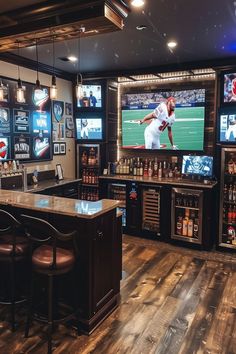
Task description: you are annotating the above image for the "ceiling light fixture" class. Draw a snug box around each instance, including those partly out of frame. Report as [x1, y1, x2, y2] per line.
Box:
[131, 0, 145, 7]
[167, 41, 177, 49]
[0, 79, 4, 101]
[75, 27, 85, 100]
[16, 41, 25, 103]
[50, 33, 57, 100]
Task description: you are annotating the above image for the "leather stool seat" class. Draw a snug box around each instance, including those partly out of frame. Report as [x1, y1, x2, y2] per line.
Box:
[0, 235, 29, 256]
[32, 245, 75, 272]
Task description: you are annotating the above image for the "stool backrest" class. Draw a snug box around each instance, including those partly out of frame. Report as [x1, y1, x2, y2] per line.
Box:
[0, 209, 21, 235]
[21, 214, 77, 269]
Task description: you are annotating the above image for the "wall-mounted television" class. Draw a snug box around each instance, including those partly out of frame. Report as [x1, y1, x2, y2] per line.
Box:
[218, 107, 236, 143]
[77, 85, 102, 108]
[222, 72, 236, 104]
[181, 155, 213, 177]
[121, 88, 206, 151]
[75, 118, 103, 141]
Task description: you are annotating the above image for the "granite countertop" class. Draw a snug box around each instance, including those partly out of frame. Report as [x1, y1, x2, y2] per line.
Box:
[0, 189, 119, 219]
[99, 175, 217, 189]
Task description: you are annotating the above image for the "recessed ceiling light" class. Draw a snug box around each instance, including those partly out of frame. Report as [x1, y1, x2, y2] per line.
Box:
[136, 25, 147, 31]
[68, 56, 77, 62]
[167, 41, 177, 49]
[131, 0, 145, 7]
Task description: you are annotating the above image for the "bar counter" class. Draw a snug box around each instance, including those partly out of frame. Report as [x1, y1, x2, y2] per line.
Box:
[0, 189, 119, 218]
[0, 189, 122, 334]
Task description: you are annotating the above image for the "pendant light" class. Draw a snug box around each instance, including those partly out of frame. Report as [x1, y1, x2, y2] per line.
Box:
[34, 38, 41, 91]
[16, 41, 25, 103]
[75, 27, 85, 100]
[0, 80, 4, 101]
[50, 34, 57, 100]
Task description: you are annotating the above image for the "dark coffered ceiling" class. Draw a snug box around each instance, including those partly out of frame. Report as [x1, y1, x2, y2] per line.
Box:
[0, 0, 236, 77]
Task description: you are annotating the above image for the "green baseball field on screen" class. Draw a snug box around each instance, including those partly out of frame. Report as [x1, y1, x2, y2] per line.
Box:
[121, 106, 205, 150]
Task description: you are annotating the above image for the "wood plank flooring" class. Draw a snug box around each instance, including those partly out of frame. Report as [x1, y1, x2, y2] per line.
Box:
[1, 234, 236, 354]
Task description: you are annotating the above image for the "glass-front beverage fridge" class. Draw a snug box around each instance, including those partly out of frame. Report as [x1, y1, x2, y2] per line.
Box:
[171, 187, 203, 244]
[219, 147, 236, 249]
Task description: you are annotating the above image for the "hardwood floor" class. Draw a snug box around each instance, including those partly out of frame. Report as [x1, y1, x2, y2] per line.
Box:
[1, 234, 236, 354]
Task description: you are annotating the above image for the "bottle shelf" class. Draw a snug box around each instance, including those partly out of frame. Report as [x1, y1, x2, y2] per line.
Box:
[175, 205, 199, 211]
[219, 241, 236, 249]
[81, 164, 99, 168]
[171, 234, 201, 244]
[224, 173, 236, 178]
[223, 221, 236, 226]
[81, 183, 99, 187]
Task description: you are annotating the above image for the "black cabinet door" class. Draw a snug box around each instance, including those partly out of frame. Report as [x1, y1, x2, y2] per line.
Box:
[92, 210, 116, 313]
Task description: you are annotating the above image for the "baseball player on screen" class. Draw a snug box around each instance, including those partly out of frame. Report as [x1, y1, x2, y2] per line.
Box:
[139, 97, 178, 149]
[225, 114, 236, 141]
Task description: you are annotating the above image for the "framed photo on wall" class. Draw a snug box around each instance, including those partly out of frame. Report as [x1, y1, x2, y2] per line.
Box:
[53, 143, 60, 155]
[60, 142, 66, 155]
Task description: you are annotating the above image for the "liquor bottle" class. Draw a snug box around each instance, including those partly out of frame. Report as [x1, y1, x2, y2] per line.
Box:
[82, 169, 85, 183]
[228, 184, 233, 202]
[163, 161, 168, 178]
[233, 184, 236, 202]
[182, 217, 188, 236]
[143, 159, 148, 177]
[223, 184, 228, 201]
[234, 160, 236, 175]
[232, 205, 236, 224]
[129, 158, 133, 175]
[81, 151, 87, 165]
[137, 158, 140, 176]
[168, 163, 173, 178]
[153, 158, 158, 178]
[176, 215, 183, 235]
[148, 160, 153, 177]
[228, 156, 234, 174]
[133, 160, 137, 176]
[140, 160, 144, 176]
[187, 218, 193, 237]
[193, 218, 199, 238]
[158, 162, 162, 178]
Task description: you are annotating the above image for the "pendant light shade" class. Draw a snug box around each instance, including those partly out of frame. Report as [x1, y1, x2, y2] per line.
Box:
[50, 34, 58, 100]
[0, 80, 4, 101]
[76, 73, 83, 99]
[16, 41, 25, 103]
[16, 78, 25, 103]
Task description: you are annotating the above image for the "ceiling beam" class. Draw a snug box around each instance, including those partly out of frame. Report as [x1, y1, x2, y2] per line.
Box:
[0, 0, 130, 52]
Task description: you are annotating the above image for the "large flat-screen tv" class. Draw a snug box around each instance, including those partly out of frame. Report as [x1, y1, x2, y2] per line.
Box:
[181, 155, 213, 177]
[222, 72, 236, 104]
[121, 88, 205, 151]
[218, 107, 236, 143]
[75, 118, 103, 140]
[77, 84, 102, 108]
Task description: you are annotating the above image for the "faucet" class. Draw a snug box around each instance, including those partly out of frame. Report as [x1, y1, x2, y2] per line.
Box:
[22, 165, 28, 192]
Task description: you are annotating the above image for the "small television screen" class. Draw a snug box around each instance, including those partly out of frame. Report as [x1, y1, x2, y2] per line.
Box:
[223, 73, 236, 103]
[76, 118, 103, 140]
[77, 85, 102, 108]
[121, 88, 205, 151]
[218, 107, 236, 143]
[181, 155, 213, 177]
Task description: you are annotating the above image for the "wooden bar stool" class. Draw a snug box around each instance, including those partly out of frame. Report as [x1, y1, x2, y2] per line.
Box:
[21, 214, 78, 354]
[0, 209, 29, 331]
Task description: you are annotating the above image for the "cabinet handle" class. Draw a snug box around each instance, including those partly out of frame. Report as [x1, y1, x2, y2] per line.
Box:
[97, 230, 103, 239]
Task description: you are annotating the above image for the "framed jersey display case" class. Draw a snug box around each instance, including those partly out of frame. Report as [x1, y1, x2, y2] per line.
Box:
[0, 76, 52, 162]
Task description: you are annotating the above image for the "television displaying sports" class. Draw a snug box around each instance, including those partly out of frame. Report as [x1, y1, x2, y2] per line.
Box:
[218, 107, 236, 143]
[76, 118, 103, 140]
[77, 85, 102, 108]
[181, 155, 213, 177]
[121, 88, 205, 150]
[223, 73, 236, 103]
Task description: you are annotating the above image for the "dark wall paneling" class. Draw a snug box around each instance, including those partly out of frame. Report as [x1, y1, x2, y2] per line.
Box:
[118, 78, 216, 163]
[106, 80, 118, 163]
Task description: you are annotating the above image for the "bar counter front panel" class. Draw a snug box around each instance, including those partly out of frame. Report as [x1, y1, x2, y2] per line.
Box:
[0, 190, 121, 334]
